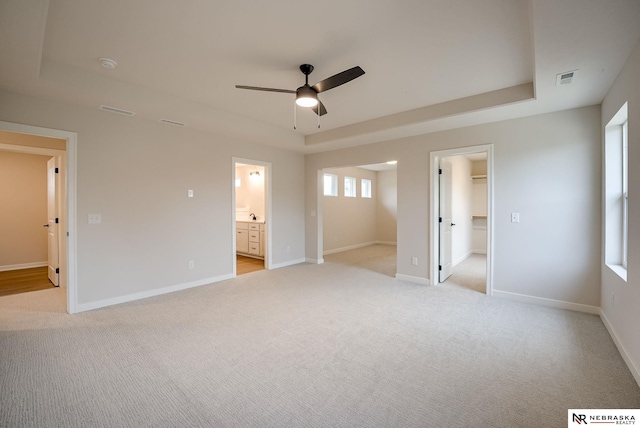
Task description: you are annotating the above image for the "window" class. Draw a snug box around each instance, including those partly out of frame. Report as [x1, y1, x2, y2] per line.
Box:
[344, 176, 356, 197]
[604, 102, 628, 280]
[324, 173, 338, 196]
[622, 120, 628, 268]
[361, 178, 372, 198]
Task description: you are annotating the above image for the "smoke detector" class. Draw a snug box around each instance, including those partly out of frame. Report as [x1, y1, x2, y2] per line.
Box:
[556, 69, 577, 86]
[99, 58, 117, 70]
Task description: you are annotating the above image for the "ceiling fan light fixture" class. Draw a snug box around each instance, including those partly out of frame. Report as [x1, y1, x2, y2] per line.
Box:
[295, 85, 318, 107]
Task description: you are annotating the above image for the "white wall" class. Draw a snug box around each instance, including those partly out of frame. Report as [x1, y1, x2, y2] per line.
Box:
[235, 164, 265, 220]
[0, 151, 49, 268]
[0, 91, 306, 309]
[306, 105, 601, 308]
[446, 155, 473, 265]
[601, 40, 640, 385]
[376, 169, 397, 244]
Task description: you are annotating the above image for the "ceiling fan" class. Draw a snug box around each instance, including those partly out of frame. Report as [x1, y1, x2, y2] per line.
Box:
[236, 64, 365, 120]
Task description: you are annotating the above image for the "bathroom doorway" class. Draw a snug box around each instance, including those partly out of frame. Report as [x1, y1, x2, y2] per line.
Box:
[232, 158, 271, 276]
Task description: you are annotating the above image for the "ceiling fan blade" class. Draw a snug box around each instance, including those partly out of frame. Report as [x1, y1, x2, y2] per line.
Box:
[311, 100, 328, 116]
[312, 66, 365, 93]
[235, 85, 296, 94]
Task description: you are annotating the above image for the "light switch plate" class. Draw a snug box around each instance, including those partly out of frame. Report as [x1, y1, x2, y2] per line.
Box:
[188, 189, 194, 198]
[511, 213, 520, 223]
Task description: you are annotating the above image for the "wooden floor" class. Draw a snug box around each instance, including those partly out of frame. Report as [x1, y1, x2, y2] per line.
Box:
[237, 255, 264, 275]
[0, 266, 55, 297]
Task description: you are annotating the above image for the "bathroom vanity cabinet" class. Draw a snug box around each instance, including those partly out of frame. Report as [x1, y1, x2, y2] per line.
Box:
[236, 221, 265, 258]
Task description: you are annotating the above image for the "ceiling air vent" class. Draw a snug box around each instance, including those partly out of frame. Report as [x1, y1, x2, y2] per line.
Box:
[556, 70, 577, 86]
[99, 105, 136, 116]
[159, 119, 186, 126]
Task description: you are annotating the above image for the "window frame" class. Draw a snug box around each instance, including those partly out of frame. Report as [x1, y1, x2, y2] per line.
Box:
[622, 120, 628, 269]
[344, 176, 356, 198]
[323, 173, 338, 197]
[604, 102, 628, 281]
[361, 178, 372, 198]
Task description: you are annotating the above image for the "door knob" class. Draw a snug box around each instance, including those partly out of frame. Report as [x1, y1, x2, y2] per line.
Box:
[43, 224, 49, 228]
[451, 223, 456, 226]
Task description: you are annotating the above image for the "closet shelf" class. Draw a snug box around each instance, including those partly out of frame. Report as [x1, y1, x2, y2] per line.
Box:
[472, 215, 487, 219]
[471, 174, 487, 180]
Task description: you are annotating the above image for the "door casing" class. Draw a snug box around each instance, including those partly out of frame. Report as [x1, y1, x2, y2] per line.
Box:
[0, 121, 77, 313]
[231, 157, 272, 275]
[430, 145, 493, 294]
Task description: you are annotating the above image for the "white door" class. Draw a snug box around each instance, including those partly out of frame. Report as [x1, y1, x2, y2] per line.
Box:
[439, 159, 453, 282]
[46, 157, 59, 286]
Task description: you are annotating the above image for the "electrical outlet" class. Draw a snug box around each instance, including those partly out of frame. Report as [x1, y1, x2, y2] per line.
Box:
[411, 257, 418, 266]
[88, 213, 101, 224]
[188, 189, 194, 198]
[188, 260, 195, 269]
[511, 213, 520, 223]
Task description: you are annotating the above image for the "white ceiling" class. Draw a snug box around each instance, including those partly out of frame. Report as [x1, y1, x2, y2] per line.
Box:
[1, 0, 639, 154]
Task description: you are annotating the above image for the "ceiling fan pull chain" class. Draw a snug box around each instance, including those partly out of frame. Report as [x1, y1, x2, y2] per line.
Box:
[317, 104, 320, 128]
[293, 102, 297, 130]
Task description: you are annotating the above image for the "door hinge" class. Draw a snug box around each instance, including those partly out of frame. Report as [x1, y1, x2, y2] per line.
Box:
[438, 168, 442, 174]
[439, 217, 442, 223]
[438, 265, 442, 271]
[55, 268, 59, 274]
[55, 167, 59, 173]
[55, 218, 59, 224]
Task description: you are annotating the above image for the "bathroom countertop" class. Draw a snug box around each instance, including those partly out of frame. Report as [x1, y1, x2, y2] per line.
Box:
[236, 217, 266, 224]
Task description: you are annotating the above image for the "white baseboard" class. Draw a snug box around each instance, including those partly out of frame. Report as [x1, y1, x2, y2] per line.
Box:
[323, 241, 377, 255]
[0, 261, 48, 272]
[600, 310, 640, 388]
[75, 273, 235, 313]
[493, 290, 600, 314]
[305, 258, 324, 264]
[395, 273, 430, 285]
[375, 241, 397, 246]
[452, 251, 472, 267]
[270, 258, 306, 269]
[471, 249, 487, 255]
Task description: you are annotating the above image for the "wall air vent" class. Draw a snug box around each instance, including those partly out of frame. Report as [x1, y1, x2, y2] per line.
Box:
[159, 119, 186, 126]
[556, 70, 577, 86]
[98, 105, 136, 116]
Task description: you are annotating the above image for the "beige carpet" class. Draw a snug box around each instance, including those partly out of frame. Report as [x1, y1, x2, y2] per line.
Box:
[445, 253, 487, 294]
[1, 244, 638, 427]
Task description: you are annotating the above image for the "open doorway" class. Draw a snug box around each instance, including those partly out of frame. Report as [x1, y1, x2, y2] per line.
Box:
[320, 162, 397, 277]
[430, 145, 493, 294]
[0, 151, 58, 295]
[0, 123, 77, 313]
[232, 159, 271, 276]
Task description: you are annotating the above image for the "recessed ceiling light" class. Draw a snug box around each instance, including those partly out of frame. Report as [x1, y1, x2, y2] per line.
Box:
[99, 58, 117, 70]
[386, 160, 398, 165]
